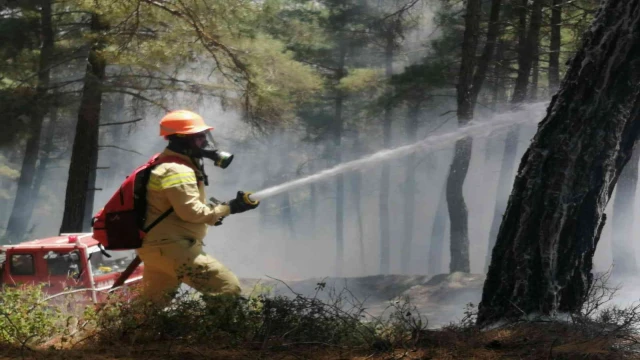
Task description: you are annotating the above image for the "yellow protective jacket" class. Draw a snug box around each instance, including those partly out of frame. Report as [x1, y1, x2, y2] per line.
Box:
[141, 149, 230, 246]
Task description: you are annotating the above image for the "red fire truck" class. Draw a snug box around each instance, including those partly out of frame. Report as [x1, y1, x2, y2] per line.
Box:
[0, 233, 143, 303]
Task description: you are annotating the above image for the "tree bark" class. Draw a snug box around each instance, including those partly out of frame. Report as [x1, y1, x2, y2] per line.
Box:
[548, 0, 563, 94]
[60, 14, 107, 233]
[612, 144, 640, 276]
[401, 103, 419, 274]
[512, 0, 543, 104]
[485, 126, 520, 271]
[5, 0, 54, 243]
[379, 37, 394, 275]
[478, 0, 640, 326]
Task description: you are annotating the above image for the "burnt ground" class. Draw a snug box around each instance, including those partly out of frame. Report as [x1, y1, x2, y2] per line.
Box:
[240, 272, 486, 328]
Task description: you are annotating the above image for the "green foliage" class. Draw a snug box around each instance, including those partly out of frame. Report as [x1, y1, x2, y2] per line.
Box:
[0, 285, 62, 347]
[85, 284, 426, 351]
[338, 68, 384, 94]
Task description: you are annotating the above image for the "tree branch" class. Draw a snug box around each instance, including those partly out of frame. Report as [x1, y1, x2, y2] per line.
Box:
[99, 118, 143, 127]
[98, 145, 143, 155]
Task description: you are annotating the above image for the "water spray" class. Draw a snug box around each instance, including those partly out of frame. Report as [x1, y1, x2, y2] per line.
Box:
[247, 102, 547, 203]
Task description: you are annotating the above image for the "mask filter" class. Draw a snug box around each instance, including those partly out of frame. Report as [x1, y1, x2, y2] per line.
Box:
[201, 148, 234, 169]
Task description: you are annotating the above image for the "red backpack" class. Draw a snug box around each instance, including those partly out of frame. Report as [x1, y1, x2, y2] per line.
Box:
[91, 153, 195, 250]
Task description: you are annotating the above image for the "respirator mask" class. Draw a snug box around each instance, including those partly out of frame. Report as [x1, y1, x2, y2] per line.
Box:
[201, 132, 234, 169]
[167, 132, 234, 169]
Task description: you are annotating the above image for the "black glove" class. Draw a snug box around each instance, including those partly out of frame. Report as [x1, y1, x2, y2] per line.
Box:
[228, 191, 260, 214]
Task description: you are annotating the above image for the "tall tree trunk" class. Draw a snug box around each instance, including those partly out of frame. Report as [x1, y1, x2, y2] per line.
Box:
[401, 103, 419, 274]
[60, 14, 107, 233]
[379, 38, 394, 274]
[512, 0, 543, 104]
[478, 0, 640, 326]
[548, 0, 563, 94]
[350, 139, 366, 273]
[447, 0, 481, 274]
[485, 126, 520, 271]
[447, 0, 502, 273]
[428, 182, 448, 274]
[0, 146, 22, 235]
[491, 40, 507, 111]
[612, 144, 640, 276]
[308, 158, 318, 242]
[334, 41, 347, 276]
[5, 0, 54, 242]
[22, 102, 58, 238]
[350, 165, 366, 273]
[102, 93, 126, 193]
[281, 191, 296, 240]
[485, 0, 540, 269]
[529, 55, 539, 101]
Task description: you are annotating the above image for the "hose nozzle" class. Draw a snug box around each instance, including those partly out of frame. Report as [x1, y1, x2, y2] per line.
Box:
[243, 192, 259, 206]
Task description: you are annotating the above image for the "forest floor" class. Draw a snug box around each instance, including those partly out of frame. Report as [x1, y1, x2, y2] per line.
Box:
[2, 273, 640, 359]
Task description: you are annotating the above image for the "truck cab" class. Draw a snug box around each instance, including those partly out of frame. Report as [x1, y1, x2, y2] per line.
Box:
[0, 233, 143, 303]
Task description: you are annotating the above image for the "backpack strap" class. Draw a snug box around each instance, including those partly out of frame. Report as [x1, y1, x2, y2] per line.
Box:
[141, 154, 199, 234]
[143, 208, 174, 233]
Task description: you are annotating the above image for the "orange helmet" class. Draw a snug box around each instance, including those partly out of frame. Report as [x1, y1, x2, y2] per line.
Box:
[159, 110, 213, 137]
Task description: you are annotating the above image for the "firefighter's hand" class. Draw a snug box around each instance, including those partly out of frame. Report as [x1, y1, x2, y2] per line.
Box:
[228, 191, 259, 214]
[214, 216, 225, 226]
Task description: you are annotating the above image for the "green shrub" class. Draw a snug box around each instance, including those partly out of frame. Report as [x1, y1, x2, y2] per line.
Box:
[0, 284, 62, 347]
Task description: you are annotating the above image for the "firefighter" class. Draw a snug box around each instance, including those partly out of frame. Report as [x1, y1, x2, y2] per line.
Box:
[136, 110, 259, 305]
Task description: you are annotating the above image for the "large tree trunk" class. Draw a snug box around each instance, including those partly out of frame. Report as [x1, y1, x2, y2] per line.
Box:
[512, 0, 543, 104]
[60, 14, 107, 233]
[4, 0, 54, 242]
[611, 144, 640, 276]
[428, 184, 448, 274]
[334, 42, 346, 276]
[478, 0, 640, 326]
[447, 0, 481, 274]
[401, 103, 419, 274]
[548, 0, 563, 94]
[379, 38, 394, 275]
[485, 126, 520, 270]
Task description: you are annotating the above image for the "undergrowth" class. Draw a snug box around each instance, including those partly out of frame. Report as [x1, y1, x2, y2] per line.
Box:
[2, 271, 640, 359]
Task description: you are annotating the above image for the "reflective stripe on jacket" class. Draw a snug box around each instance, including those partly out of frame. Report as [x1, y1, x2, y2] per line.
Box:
[142, 148, 230, 246]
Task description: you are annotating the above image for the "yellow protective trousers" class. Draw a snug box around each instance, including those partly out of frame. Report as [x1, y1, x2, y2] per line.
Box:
[136, 239, 241, 305]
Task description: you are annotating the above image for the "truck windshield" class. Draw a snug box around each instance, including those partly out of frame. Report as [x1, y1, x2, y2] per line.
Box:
[88, 251, 131, 276]
[44, 251, 81, 277]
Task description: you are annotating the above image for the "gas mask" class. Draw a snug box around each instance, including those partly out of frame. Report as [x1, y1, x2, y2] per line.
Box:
[201, 132, 234, 169]
[167, 132, 234, 169]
